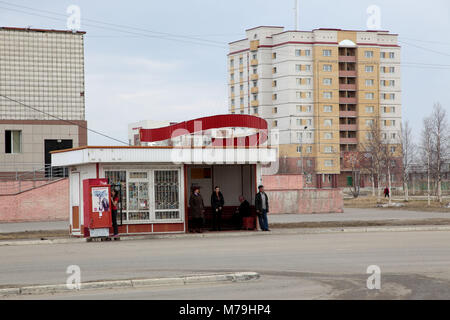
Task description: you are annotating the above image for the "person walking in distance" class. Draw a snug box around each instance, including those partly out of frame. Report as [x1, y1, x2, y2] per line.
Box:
[211, 186, 224, 231]
[189, 186, 205, 233]
[384, 186, 390, 198]
[110, 188, 119, 237]
[255, 185, 270, 231]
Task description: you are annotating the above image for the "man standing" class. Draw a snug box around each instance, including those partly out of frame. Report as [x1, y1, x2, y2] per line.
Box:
[189, 186, 205, 233]
[255, 185, 270, 231]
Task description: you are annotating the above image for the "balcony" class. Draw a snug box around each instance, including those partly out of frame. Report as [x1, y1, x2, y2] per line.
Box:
[340, 137, 358, 144]
[339, 83, 356, 91]
[339, 97, 357, 104]
[339, 110, 357, 117]
[250, 74, 259, 81]
[251, 100, 259, 107]
[250, 59, 258, 66]
[339, 70, 357, 77]
[250, 40, 259, 51]
[339, 56, 356, 63]
[250, 87, 258, 94]
[339, 124, 357, 131]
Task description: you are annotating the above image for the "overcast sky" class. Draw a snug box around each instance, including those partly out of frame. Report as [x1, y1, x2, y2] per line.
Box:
[0, 0, 449, 145]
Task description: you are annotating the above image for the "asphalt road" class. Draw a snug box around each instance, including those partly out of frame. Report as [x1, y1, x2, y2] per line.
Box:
[1, 230, 450, 299]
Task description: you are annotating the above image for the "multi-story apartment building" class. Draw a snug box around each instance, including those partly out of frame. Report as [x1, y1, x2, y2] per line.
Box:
[0, 27, 87, 176]
[228, 26, 402, 187]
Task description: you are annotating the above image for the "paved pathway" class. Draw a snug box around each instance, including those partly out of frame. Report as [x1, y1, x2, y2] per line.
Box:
[0, 208, 449, 233]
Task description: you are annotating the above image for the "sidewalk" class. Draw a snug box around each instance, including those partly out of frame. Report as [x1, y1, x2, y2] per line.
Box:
[0, 208, 449, 234]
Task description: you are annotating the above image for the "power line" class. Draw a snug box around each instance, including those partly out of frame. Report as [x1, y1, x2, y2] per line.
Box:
[0, 94, 129, 145]
[0, 1, 227, 48]
[398, 40, 450, 58]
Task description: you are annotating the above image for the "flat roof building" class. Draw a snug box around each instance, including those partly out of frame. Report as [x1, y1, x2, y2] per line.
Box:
[0, 27, 87, 176]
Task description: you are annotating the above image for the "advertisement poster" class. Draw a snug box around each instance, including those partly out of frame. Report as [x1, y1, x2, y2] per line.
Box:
[91, 187, 110, 213]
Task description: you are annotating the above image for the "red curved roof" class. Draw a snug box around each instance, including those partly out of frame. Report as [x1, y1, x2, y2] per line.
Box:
[139, 114, 268, 146]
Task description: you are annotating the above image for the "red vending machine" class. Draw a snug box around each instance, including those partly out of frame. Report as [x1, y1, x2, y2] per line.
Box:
[82, 178, 112, 239]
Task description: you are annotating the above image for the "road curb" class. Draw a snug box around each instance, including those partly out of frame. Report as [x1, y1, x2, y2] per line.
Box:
[1, 225, 450, 247]
[0, 272, 260, 297]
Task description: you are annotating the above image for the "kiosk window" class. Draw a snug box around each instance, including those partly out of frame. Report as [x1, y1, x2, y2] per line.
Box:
[154, 170, 180, 220]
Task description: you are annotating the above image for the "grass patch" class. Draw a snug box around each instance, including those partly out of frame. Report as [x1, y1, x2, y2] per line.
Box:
[344, 196, 450, 212]
[0, 230, 68, 241]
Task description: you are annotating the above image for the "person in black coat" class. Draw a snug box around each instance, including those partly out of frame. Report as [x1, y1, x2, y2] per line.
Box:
[234, 195, 251, 229]
[211, 186, 225, 231]
[255, 185, 270, 231]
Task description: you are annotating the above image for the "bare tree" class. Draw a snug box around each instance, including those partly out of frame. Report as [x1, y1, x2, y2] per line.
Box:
[381, 138, 398, 206]
[420, 117, 433, 206]
[429, 103, 450, 203]
[400, 121, 415, 201]
[362, 120, 384, 202]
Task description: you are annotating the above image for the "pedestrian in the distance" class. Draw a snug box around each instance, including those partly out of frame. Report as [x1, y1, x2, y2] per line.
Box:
[189, 186, 205, 233]
[384, 187, 390, 198]
[255, 185, 270, 231]
[211, 186, 224, 231]
[110, 188, 119, 237]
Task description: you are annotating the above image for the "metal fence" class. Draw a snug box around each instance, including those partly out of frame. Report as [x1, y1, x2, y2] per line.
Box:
[0, 164, 68, 195]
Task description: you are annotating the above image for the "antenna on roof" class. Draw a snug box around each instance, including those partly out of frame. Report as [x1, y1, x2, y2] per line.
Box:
[293, 0, 299, 30]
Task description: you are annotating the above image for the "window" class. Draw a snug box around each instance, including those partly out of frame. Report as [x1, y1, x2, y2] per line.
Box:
[272, 67, 277, 74]
[366, 119, 374, 126]
[391, 133, 397, 139]
[5, 130, 21, 154]
[230, 73, 234, 80]
[323, 49, 332, 56]
[305, 50, 311, 56]
[240, 98, 244, 104]
[366, 106, 374, 113]
[305, 65, 311, 71]
[230, 59, 234, 67]
[366, 79, 374, 86]
[296, 78, 302, 86]
[253, 107, 258, 114]
[295, 49, 301, 56]
[306, 146, 312, 153]
[323, 92, 332, 99]
[390, 146, 396, 153]
[324, 119, 332, 126]
[381, 52, 386, 59]
[239, 57, 243, 65]
[296, 64, 301, 71]
[323, 105, 332, 112]
[307, 160, 313, 167]
[389, 52, 395, 59]
[324, 160, 334, 167]
[297, 146, 302, 153]
[253, 68, 257, 74]
[389, 67, 395, 73]
[272, 52, 276, 59]
[306, 119, 312, 126]
[252, 54, 257, 59]
[323, 78, 332, 85]
[324, 146, 333, 153]
[324, 132, 333, 139]
[365, 65, 374, 72]
[365, 51, 374, 58]
[239, 71, 243, 78]
[154, 170, 180, 220]
[273, 107, 278, 114]
[366, 132, 373, 140]
[323, 64, 332, 71]
[231, 99, 235, 106]
[231, 86, 234, 93]
[240, 84, 244, 90]
[273, 120, 278, 127]
[273, 93, 277, 100]
[365, 93, 374, 100]
[273, 80, 277, 87]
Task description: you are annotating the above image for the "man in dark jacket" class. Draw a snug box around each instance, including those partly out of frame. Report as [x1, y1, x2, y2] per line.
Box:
[211, 186, 225, 231]
[255, 185, 270, 231]
[235, 195, 251, 229]
[189, 186, 205, 233]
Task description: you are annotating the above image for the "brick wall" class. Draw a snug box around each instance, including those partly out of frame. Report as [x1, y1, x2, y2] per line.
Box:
[0, 178, 69, 222]
[262, 174, 344, 214]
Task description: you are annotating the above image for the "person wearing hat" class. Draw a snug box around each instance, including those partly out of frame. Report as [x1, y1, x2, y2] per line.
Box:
[189, 185, 205, 233]
[255, 185, 270, 231]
